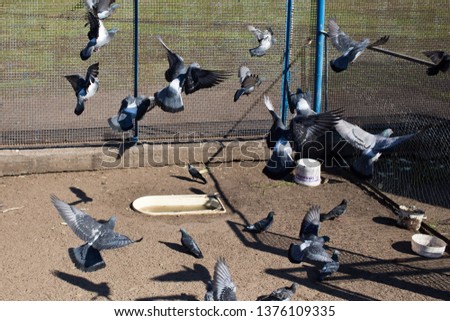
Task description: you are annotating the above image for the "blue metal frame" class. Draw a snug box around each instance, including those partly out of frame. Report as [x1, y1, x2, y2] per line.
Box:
[313, 0, 326, 114]
[280, 0, 293, 125]
[132, 0, 139, 143]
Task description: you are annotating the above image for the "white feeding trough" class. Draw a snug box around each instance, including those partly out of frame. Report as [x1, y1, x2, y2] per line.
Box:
[132, 194, 226, 216]
[411, 234, 447, 258]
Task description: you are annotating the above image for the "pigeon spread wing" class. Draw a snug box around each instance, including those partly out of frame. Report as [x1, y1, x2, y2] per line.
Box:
[86, 10, 100, 40]
[50, 195, 102, 243]
[157, 36, 185, 82]
[213, 257, 237, 301]
[184, 66, 228, 95]
[93, 230, 142, 250]
[334, 119, 376, 151]
[327, 18, 356, 53]
[65, 75, 85, 93]
[423, 50, 446, 65]
[300, 205, 321, 241]
[85, 62, 99, 83]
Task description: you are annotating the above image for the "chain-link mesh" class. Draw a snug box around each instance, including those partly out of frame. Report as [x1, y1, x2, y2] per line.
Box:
[1, 1, 449, 208]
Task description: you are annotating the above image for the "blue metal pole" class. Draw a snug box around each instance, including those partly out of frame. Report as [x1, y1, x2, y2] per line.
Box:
[280, 0, 293, 126]
[313, 0, 326, 114]
[132, 0, 139, 143]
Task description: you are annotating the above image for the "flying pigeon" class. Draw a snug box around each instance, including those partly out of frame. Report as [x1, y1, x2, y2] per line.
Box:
[256, 282, 299, 301]
[318, 250, 340, 281]
[286, 82, 313, 116]
[108, 95, 155, 132]
[288, 239, 333, 265]
[334, 119, 426, 178]
[247, 25, 276, 57]
[154, 36, 229, 113]
[85, 0, 119, 20]
[180, 228, 203, 259]
[234, 65, 262, 102]
[80, 10, 119, 60]
[65, 62, 99, 115]
[263, 95, 295, 178]
[299, 205, 330, 242]
[204, 281, 214, 301]
[50, 194, 142, 272]
[213, 257, 237, 301]
[244, 211, 275, 233]
[422, 50, 450, 76]
[188, 164, 207, 184]
[327, 17, 389, 72]
[320, 199, 348, 221]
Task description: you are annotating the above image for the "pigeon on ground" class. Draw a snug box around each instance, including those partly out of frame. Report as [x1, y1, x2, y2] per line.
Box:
[256, 282, 299, 301]
[180, 228, 203, 259]
[247, 25, 276, 57]
[188, 164, 207, 184]
[334, 119, 426, 178]
[80, 10, 119, 60]
[65, 62, 99, 115]
[213, 257, 237, 301]
[320, 199, 348, 221]
[244, 211, 275, 233]
[422, 50, 450, 76]
[286, 83, 313, 116]
[108, 95, 155, 132]
[318, 250, 340, 281]
[263, 95, 295, 178]
[204, 281, 214, 301]
[234, 65, 262, 102]
[85, 0, 119, 20]
[50, 194, 142, 272]
[155, 36, 229, 113]
[327, 17, 389, 72]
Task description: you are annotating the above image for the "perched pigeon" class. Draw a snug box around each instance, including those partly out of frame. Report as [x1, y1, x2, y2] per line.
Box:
[188, 164, 207, 184]
[204, 281, 214, 301]
[213, 257, 237, 301]
[320, 199, 348, 221]
[334, 120, 426, 178]
[263, 95, 295, 178]
[286, 83, 313, 116]
[234, 65, 262, 102]
[244, 211, 275, 233]
[422, 50, 450, 76]
[85, 0, 119, 20]
[318, 250, 340, 281]
[108, 95, 155, 132]
[248, 25, 276, 57]
[65, 62, 99, 115]
[180, 228, 203, 259]
[327, 17, 388, 72]
[50, 194, 142, 272]
[257, 282, 299, 301]
[155, 36, 228, 113]
[80, 10, 119, 60]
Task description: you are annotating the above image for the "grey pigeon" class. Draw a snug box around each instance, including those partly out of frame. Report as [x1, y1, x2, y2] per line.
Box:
[244, 211, 275, 233]
[263, 95, 295, 178]
[423, 50, 450, 76]
[50, 194, 142, 272]
[188, 164, 207, 184]
[80, 10, 119, 60]
[327, 18, 388, 72]
[234, 65, 262, 102]
[288, 239, 333, 265]
[334, 120, 426, 178]
[318, 250, 340, 281]
[286, 82, 313, 116]
[257, 282, 299, 301]
[85, 0, 119, 20]
[65, 62, 99, 115]
[155, 36, 228, 113]
[180, 228, 203, 259]
[320, 199, 348, 221]
[204, 281, 214, 301]
[299, 205, 330, 242]
[108, 95, 155, 132]
[213, 257, 237, 301]
[248, 25, 276, 57]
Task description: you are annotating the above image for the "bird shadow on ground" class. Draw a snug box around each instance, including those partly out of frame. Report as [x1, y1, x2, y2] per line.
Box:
[188, 187, 206, 194]
[159, 241, 192, 257]
[51, 270, 112, 300]
[170, 175, 202, 184]
[136, 294, 199, 301]
[68, 186, 93, 205]
[151, 263, 211, 284]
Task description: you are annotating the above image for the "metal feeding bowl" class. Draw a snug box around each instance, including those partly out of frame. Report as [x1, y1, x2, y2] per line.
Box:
[411, 234, 446, 258]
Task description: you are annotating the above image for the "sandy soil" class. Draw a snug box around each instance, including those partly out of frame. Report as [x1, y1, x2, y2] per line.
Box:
[0, 161, 449, 301]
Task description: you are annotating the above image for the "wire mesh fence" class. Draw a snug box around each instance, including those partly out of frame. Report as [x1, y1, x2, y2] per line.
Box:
[1, 1, 449, 208]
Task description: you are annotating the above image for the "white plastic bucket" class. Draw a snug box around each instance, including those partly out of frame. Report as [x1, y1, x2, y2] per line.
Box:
[294, 158, 321, 187]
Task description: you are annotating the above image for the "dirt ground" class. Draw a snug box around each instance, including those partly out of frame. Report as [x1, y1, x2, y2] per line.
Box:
[0, 161, 449, 301]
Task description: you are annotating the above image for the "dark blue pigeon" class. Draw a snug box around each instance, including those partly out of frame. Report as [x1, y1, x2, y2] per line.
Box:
[188, 164, 207, 184]
[422, 50, 450, 76]
[108, 95, 155, 132]
[213, 257, 237, 301]
[318, 250, 340, 281]
[50, 195, 142, 272]
[244, 211, 275, 233]
[288, 239, 333, 265]
[65, 62, 99, 115]
[180, 228, 203, 259]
